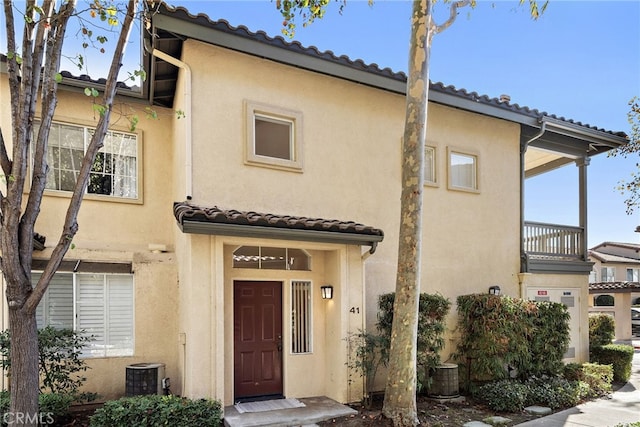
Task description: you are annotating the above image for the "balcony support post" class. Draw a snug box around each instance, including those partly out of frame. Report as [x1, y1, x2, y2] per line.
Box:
[577, 156, 590, 261]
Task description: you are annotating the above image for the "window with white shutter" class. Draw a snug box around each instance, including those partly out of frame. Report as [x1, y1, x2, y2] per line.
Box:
[33, 271, 134, 358]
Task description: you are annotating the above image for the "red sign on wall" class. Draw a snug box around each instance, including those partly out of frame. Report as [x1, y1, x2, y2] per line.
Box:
[537, 290, 548, 295]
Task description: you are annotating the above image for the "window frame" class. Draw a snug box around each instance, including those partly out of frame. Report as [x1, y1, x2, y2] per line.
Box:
[245, 100, 303, 172]
[601, 267, 615, 282]
[32, 119, 143, 204]
[424, 145, 438, 187]
[290, 280, 313, 355]
[626, 267, 640, 282]
[447, 146, 479, 193]
[33, 270, 135, 359]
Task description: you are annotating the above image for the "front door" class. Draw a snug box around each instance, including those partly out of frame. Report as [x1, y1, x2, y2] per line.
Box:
[233, 281, 283, 400]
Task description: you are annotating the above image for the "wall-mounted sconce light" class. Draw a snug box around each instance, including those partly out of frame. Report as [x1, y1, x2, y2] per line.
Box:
[488, 285, 501, 296]
[321, 285, 333, 300]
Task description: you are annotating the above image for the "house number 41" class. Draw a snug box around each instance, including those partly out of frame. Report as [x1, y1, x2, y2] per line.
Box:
[349, 307, 360, 314]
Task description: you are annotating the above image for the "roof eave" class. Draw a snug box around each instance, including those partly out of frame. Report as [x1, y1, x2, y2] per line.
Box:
[178, 219, 384, 252]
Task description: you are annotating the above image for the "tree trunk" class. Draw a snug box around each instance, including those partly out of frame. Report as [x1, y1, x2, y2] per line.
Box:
[382, 1, 431, 426]
[8, 305, 39, 426]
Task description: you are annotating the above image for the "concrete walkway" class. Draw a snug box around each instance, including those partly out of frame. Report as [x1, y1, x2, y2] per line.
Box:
[516, 343, 640, 427]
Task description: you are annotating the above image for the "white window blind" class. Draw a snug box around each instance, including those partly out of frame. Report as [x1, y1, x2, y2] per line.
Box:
[291, 281, 312, 354]
[34, 271, 134, 358]
[34, 273, 73, 330]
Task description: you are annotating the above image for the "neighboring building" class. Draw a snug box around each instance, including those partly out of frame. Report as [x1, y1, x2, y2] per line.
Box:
[0, 4, 628, 406]
[588, 242, 640, 340]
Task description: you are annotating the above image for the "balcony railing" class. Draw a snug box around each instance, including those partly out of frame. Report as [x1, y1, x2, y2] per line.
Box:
[523, 221, 585, 260]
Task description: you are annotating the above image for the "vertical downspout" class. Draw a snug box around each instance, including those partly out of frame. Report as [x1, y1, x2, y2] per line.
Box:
[520, 121, 546, 274]
[146, 44, 193, 201]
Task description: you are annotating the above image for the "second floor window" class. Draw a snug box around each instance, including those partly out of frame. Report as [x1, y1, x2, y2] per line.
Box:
[34, 121, 139, 200]
[627, 268, 640, 282]
[601, 267, 615, 282]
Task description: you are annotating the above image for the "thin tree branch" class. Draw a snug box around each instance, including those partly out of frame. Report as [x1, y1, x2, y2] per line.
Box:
[433, 0, 470, 35]
[0, 128, 12, 177]
[21, 1, 76, 271]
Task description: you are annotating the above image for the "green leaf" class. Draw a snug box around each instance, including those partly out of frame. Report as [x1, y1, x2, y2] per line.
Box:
[54, 73, 63, 83]
[84, 87, 92, 96]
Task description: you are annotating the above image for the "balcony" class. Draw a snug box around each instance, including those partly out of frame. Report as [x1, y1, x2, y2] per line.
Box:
[522, 221, 592, 274]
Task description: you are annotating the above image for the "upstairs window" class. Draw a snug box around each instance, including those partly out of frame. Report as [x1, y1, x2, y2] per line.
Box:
[448, 148, 478, 192]
[601, 267, 615, 282]
[627, 268, 640, 282]
[34, 121, 140, 200]
[245, 101, 303, 171]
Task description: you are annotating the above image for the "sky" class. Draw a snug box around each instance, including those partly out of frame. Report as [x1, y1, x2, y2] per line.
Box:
[3, 1, 639, 247]
[166, 0, 640, 248]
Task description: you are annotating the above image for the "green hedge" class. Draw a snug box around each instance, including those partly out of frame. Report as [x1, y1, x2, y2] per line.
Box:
[455, 294, 570, 388]
[590, 344, 634, 382]
[89, 395, 222, 427]
[589, 313, 615, 348]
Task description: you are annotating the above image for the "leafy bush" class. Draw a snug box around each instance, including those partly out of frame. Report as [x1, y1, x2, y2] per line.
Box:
[563, 362, 612, 397]
[590, 344, 634, 382]
[0, 326, 93, 395]
[524, 376, 585, 409]
[476, 376, 590, 412]
[346, 330, 387, 407]
[0, 391, 74, 426]
[90, 395, 223, 427]
[475, 380, 529, 412]
[455, 294, 569, 388]
[589, 313, 615, 348]
[376, 292, 450, 392]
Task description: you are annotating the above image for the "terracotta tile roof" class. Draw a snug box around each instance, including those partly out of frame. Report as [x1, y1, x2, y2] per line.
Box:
[589, 282, 640, 292]
[173, 202, 384, 238]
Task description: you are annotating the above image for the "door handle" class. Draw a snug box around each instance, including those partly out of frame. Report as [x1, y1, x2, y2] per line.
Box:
[277, 335, 282, 352]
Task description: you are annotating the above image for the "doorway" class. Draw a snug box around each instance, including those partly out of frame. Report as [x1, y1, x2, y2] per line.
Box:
[233, 281, 283, 400]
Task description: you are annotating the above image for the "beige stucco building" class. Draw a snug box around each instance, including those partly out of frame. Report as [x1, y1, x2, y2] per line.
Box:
[588, 242, 640, 341]
[0, 4, 628, 407]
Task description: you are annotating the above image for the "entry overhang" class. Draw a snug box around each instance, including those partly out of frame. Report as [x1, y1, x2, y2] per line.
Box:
[174, 202, 384, 254]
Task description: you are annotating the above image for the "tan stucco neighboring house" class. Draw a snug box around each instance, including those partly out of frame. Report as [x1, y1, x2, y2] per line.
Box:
[0, 3, 629, 407]
[588, 242, 640, 341]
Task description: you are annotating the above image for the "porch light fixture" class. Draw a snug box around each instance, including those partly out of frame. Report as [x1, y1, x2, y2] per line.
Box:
[488, 285, 501, 296]
[321, 285, 333, 300]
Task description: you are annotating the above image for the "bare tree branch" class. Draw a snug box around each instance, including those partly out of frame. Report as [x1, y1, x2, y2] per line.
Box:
[0, 128, 12, 177]
[21, 1, 76, 270]
[434, 0, 470, 35]
[26, 0, 141, 314]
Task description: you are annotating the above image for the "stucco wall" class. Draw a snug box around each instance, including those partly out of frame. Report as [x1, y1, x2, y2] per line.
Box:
[0, 76, 180, 399]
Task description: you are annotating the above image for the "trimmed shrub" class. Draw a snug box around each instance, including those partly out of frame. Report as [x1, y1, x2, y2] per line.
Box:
[0, 391, 74, 426]
[524, 376, 584, 409]
[590, 344, 634, 382]
[589, 313, 615, 348]
[475, 380, 529, 412]
[455, 294, 569, 388]
[563, 362, 612, 397]
[89, 395, 222, 427]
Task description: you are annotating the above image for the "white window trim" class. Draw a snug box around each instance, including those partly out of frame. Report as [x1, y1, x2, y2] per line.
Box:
[424, 145, 438, 187]
[447, 146, 479, 193]
[32, 118, 143, 204]
[290, 280, 313, 355]
[245, 100, 303, 172]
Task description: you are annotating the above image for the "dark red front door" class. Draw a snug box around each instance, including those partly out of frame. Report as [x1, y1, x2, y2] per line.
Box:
[233, 281, 283, 400]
